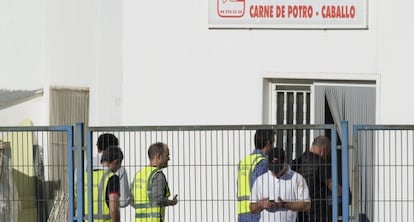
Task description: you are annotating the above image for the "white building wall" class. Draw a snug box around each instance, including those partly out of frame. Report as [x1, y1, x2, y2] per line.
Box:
[2, 2, 414, 125]
[1, 1, 414, 221]
[0, 0, 44, 90]
[377, 1, 414, 124]
[0, 0, 122, 126]
[122, 0, 380, 125]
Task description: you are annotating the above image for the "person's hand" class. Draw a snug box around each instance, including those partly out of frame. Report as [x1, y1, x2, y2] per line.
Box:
[170, 194, 178, 206]
[275, 197, 286, 209]
[258, 198, 272, 210]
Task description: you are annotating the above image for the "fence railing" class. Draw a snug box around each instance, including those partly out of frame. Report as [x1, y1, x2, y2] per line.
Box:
[353, 125, 414, 222]
[0, 125, 73, 222]
[76, 124, 340, 222]
[1, 123, 370, 222]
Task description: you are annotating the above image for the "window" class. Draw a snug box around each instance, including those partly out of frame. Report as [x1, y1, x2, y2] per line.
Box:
[269, 83, 311, 160]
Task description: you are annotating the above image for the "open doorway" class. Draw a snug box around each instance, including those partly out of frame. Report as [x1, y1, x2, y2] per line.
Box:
[266, 79, 376, 220]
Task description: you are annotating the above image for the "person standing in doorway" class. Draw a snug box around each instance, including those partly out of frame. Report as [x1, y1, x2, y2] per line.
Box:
[292, 135, 342, 222]
[237, 129, 275, 222]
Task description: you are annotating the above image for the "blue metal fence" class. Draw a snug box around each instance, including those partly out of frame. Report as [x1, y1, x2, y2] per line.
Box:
[0, 125, 73, 222]
[3, 122, 412, 222]
[352, 125, 414, 222]
[0, 123, 349, 221]
[71, 124, 341, 222]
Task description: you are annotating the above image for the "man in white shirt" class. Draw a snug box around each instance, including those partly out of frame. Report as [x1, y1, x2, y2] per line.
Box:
[250, 147, 311, 222]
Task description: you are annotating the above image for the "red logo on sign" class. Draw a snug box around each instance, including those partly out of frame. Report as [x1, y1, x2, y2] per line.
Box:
[217, 0, 245, 18]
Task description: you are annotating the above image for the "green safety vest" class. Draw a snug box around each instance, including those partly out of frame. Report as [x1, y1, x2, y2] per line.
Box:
[237, 153, 265, 214]
[84, 169, 114, 222]
[131, 166, 170, 222]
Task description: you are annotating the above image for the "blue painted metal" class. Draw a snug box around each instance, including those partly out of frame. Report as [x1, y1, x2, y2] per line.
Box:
[342, 121, 349, 222]
[75, 123, 84, 222]
[65, 125, 75, 222]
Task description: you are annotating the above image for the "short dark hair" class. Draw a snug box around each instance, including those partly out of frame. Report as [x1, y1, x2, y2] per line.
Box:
[312, 135, 331, 150]
[254, 129, 275, 149]
[148, 142, 165, 160]
[97, 133, 119, 152]
[101, 145, 123, 163]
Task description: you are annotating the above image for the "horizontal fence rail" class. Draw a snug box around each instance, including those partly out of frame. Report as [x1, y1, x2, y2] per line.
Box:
[80, 124, 340, 222]
[353, 125, 414, 222]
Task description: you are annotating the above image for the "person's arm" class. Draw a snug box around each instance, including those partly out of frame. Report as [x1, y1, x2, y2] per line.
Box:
[279, 197, 311, 212]
[249, 175, 271, 214]
[250, 159, 267, 188]
[279, 172, 311, 212]
[250, 198, 273, 213]
[326, 178, 343, 196]
[116, 166, 131, 207]
[107, 175, 121, 222]
[151, 173, 177, 206]
[109, 192, 120, 222]
[320, 158, 342, 196]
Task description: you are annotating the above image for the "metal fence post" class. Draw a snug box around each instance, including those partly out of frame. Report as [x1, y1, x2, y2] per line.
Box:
[86, 129, 94, 222]
[75, 123, 84, 222]
[341, 121, 349, 222]
[67, 126, 75, 222]
[331, 129, 338, 222]
[352, 125, 360, 222]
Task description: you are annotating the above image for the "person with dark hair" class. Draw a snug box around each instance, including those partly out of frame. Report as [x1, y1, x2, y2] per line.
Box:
[237, 129, 275, 222]
[84, 146, 123, 222]
[97, 133, 119, 152]
[250, 147, 311, 222]
[94, 133, 131, 208]
[130, 142, 178, 222]
[101, 146, 124, 222]
[292, 135, 343, 222]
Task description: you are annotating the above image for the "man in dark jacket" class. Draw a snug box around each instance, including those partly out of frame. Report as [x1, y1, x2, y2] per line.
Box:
[292, 136, 342, 222]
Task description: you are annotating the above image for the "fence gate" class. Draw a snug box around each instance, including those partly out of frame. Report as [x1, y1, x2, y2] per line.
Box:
[75, 124, 342, 222]
[353, 125, 414, 222]
[0, 125, 73, 222]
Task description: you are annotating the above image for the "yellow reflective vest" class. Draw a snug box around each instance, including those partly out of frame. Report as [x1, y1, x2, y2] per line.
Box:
[237, 153, 265, 214]
[84, 169, 114, 222]
[131, 166, 170, 222]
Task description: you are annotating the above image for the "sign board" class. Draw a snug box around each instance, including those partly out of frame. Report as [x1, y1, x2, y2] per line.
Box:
[208, 0, 368, 29]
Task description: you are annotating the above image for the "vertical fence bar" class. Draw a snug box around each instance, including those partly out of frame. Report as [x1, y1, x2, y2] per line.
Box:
[331, 128, 338, 222]
[75, 123, 84, 222]
[67, 126, 75, 222]
[341, 121, 349, 222]
[86, 129, 93, 222]
[352, 125, 360, 222]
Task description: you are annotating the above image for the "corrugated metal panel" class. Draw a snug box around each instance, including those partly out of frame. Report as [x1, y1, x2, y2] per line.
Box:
[0, 89, 43, 110]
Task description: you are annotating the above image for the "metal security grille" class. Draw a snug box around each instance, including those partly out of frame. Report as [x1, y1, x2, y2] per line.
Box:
[0, 126, 72, 222]
[353, 125, 414, 222]
[76, 124, 340, 222]
[271, 84, 311, 161]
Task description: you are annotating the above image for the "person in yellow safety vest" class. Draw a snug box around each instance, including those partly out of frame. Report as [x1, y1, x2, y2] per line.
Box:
[131, 142, 178, 222]
[237, 129, 275, 222]
[97, 145, 124, 222]
[84, 169, 114, 222]
[96, 133, 131, 208]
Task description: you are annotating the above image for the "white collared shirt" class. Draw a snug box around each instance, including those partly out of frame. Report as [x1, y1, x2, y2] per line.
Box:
[250, 167, 311, 222]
